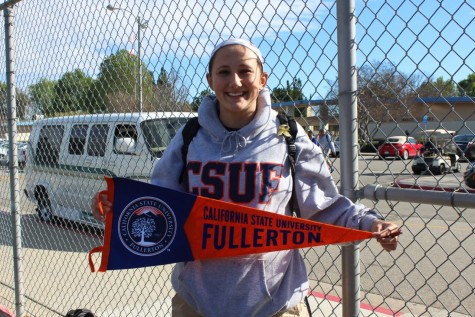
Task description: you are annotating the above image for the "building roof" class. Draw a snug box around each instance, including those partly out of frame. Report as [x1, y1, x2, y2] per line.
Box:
[414, 96, 475, 104]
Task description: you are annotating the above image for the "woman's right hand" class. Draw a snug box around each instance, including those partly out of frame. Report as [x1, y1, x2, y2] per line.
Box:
[91, 191, 112, 222]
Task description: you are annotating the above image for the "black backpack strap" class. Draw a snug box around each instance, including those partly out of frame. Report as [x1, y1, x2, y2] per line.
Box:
[277, 112, 300, 218]
[179, 117, 201, 188]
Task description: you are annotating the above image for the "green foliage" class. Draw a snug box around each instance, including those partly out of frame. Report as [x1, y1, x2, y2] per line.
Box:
[53, 69, 94, 115]
[191, 88, 212, 111]
[271, 78, 305, 103]
[28, 78, 57, 117]
[458, 73, 475, 97]
[270, 78, 306, 117]
[0, 82, 30, 119]
[96, 49, 154, 113]
[417, 76, 458, 97]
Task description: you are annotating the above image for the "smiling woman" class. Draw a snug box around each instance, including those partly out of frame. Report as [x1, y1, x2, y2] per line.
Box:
[206, 40, 268, 130]
[91, 37, 399, 317]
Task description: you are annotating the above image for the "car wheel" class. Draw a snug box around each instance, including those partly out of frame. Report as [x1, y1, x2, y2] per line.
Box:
[35, 187, 53, 222]
[401, 150, 409, 160]
[438, 164, 446, 175]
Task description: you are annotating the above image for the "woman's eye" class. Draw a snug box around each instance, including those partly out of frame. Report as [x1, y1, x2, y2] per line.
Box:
[240, 69, 254, 76]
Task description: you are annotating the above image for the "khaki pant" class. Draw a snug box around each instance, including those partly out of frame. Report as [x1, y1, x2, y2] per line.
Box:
[171, 293, 310, 317]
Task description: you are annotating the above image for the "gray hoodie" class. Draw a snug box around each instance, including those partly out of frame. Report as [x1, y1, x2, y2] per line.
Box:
[150, 88, 380, 317]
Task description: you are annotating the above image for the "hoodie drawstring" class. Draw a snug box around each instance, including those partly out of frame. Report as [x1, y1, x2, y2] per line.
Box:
[221, 131, 247, 156]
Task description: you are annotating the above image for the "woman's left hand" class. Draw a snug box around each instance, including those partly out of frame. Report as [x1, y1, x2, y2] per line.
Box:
[371, 219, 400, 252]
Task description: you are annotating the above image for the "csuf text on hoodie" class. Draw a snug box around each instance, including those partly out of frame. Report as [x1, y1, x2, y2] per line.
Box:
[150, 88, 381, 317]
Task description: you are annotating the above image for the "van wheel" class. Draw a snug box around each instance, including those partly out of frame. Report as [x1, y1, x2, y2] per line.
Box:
[438, 164, 446, 175]
[35, 188, 53, 222]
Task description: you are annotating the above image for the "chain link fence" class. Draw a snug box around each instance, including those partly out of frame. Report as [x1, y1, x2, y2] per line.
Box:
[1, 0, 474, 316]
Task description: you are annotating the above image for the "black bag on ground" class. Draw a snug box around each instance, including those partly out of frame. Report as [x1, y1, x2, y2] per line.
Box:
[65, 309, 96, 317]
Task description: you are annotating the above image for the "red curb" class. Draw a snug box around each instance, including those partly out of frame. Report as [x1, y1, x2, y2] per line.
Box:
[0, 305, 14, 317]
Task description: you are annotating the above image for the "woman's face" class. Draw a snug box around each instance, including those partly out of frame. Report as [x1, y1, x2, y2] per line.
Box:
[207, 45, 268, 127]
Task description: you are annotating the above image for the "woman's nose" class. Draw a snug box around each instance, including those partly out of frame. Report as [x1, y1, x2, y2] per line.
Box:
[230, 72, 241, 87]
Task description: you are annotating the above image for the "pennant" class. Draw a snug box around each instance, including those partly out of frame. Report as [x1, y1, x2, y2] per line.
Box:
[89, 177, 375, 272]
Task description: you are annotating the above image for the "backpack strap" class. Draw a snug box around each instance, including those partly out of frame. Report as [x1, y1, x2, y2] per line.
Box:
[179, 117, 201, 188]
[276, 112, 300, 218]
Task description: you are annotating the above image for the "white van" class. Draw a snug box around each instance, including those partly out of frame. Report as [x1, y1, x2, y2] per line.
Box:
[24, 112, 194, 227]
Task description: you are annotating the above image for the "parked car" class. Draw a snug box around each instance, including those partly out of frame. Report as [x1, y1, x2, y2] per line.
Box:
[378, 136, 423, 160]
[360, 139, 385, 153]
[464, 161, 475, 189]
[6, 142, 28, 169]
[412, 151, 461, 175]
[0, 142, 9, 165]
[454, 134, 475, 160]
[461, 136, 475, 162]
[412, 133, 462, 175]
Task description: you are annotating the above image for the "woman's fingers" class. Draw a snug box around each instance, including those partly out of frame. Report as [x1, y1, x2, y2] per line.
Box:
[371, 220, 400, 252]
[91, 192, 111, 222]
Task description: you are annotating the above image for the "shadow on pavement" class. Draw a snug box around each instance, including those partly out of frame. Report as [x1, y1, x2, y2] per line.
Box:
[0, 212, 103, 253]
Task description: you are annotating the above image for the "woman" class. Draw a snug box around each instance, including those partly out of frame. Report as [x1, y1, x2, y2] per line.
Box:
[93, 38, 399, 317]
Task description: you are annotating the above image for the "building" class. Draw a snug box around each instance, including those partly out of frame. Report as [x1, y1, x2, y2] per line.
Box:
[273, 96, 475, 139]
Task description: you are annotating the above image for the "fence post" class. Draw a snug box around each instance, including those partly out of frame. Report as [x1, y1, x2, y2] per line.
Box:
[4, 5, 24, 317]
[336, 0, 360, 316]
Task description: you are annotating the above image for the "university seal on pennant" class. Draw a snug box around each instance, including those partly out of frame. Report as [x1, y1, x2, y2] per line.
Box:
[118, 196, 177, 256]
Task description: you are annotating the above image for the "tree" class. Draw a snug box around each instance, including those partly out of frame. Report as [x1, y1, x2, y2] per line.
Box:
[458, 73, 475, 97]
[357, 61, 419, 141]
[417, 76, 458, 97]
[131, 218, 156, 245]
[191, 88, 212, 111]
[271, 78, 306, 117]
[28, 78, 57, 117]
[153, 67, 191, 112]
[0, 82, 30, 120]
[96, 49, 155, 113]
[53, 69, 94, 115]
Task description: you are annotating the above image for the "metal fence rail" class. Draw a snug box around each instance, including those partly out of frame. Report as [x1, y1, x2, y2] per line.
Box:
[1, 0, 474, 316]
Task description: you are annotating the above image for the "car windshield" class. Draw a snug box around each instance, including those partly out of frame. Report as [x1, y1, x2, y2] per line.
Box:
[454, 135, 475, 142]
[387, 138, 403, 143]
[141, 117, 190, 158]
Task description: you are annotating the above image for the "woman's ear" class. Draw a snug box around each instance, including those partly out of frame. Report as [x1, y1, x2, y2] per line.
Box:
[260, 71, 269, 88]
[206, 73, 214, 90]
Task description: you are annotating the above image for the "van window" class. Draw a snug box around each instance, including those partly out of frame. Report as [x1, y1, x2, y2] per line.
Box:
[114, 124, 137, 154]
[142, 117, 189, 157]
[87, 124, 109, 157]
[69, 124, 89, 155]
[36, 125, 65, 165]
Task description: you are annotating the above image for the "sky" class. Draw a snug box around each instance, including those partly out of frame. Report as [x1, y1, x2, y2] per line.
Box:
[1, 0, 474, 102]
